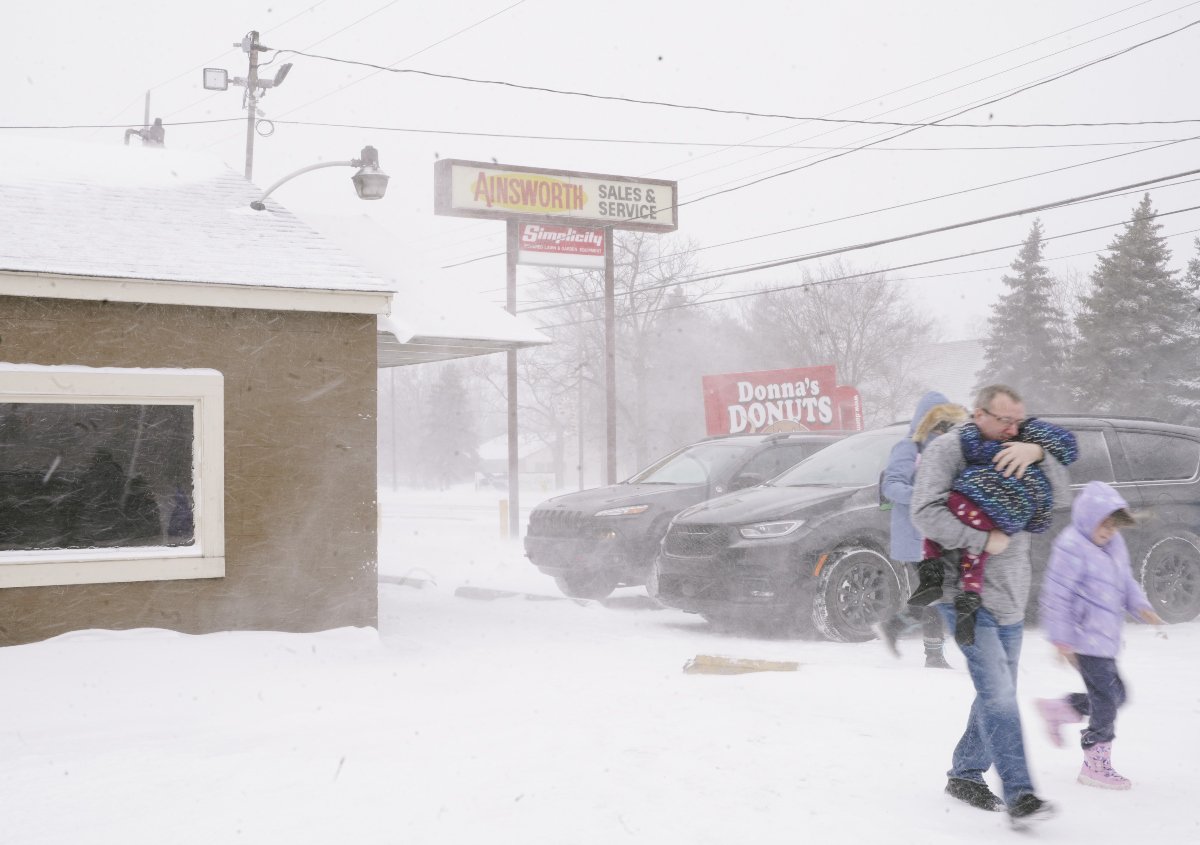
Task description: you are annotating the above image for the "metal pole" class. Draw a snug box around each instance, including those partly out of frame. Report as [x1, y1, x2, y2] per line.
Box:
[390, 367, 399, 491]
[143, 91, 150, 131]
[577, 360, 585, 490]
[604, 226, 617, 484]
[505, 220, 520, 539]
[244, 31, 260, 180]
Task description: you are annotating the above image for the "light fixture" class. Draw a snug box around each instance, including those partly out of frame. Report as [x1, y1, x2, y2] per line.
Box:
[203, 68, 229, 91]
[250, 145, 390, 210]
[351, 145, 389, 200]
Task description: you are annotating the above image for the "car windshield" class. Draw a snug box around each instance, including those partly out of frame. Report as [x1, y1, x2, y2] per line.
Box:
[771, 429, 904, 487]
[627, 441, 755, 485]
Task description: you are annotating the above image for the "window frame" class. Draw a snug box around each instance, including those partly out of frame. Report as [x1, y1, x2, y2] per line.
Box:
[0, 363, 224, 588]
[1113, 428, 1200, 485]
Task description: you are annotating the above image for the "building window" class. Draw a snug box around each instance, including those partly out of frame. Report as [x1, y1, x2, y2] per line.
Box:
[0, 364, 224, 588]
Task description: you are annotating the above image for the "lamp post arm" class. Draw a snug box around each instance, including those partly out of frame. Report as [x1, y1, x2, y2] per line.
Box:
[250, 159, 356, 210]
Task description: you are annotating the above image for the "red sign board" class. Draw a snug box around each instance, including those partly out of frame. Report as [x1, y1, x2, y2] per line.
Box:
[702, 365, 863, 435]
[516, 223, 605, 269]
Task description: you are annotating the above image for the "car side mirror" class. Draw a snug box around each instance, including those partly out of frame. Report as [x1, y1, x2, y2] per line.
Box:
[731, 472, 766, 491]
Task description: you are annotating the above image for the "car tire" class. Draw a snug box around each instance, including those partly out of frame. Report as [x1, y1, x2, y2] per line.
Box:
[1139, 533, 1200, 623]
[553, 571, 620, 600]
[811, 547, 904, 643]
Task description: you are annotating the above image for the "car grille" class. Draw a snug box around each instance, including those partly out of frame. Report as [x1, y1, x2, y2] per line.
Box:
[528, 508, 596, 538]
[663, 523, 730, 558]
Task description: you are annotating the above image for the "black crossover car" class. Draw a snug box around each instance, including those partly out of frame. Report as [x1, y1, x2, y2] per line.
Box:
[524, 432, 847, 599]
[652, 416, 1200, 642]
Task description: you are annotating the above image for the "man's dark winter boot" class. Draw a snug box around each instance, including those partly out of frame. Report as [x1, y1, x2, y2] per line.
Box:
[945, 777, 1004, 812]
[953, 592, 983, 647]
[1007, 793, 1055, 829]
[907, 555, 947, 606]
[924, 650, 952, 669]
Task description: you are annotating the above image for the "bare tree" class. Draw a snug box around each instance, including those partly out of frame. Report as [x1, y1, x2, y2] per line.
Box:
[738, 260, 934, 426]
[520, 232, 721, 474]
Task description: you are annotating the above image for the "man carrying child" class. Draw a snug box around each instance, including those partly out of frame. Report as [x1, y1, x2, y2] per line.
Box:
[911, 384, 1072, 829]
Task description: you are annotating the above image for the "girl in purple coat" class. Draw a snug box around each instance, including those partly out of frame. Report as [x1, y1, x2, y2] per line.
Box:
[1035, 481, 1164, 790]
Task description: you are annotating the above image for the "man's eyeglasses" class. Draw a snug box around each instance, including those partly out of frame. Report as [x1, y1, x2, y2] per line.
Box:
[979, 407, 1027, 428]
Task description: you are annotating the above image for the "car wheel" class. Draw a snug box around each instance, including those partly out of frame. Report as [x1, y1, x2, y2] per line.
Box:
[554, 570, 620, 600]
[1139, 534, 1200, 623]
[811, 548, 903, 642]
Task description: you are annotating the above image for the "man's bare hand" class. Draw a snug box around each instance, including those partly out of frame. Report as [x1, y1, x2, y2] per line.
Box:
[992, 441, 1044, 479]
[984, 530, 1010, 555]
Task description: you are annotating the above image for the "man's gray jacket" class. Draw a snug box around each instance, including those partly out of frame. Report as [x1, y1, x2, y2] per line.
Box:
[911, 424, 1072, 625]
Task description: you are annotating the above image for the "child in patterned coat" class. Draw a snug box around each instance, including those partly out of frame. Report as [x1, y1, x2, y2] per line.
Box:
[907, 417, 1077, 645]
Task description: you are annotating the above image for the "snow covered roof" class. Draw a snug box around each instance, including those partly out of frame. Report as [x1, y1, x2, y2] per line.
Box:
[0, 138, 549, 365]
[297, 212, 549, 367]
[0, 138, 395, 314]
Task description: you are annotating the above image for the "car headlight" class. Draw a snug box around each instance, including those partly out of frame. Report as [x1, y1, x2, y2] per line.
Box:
[738, 519, 805, 539]
[594, 504, 651, 517]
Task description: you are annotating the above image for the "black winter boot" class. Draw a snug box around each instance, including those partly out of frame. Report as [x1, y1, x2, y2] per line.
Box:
[954, 591, 983, 647]
[907, 555, 948, 606]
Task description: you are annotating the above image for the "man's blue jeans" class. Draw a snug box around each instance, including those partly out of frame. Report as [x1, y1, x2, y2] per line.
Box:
[937, 604, 1034, 806]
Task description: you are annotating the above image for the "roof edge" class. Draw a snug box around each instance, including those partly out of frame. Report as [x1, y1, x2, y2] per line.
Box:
[0, 270, 392, 315]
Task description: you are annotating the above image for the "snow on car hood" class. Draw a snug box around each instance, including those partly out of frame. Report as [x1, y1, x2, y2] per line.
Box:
[674, 484, 858, 524]
[536, 482, 705, 511]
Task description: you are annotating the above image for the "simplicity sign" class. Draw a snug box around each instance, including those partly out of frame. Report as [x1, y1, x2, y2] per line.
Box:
[434, 159, 677, 233]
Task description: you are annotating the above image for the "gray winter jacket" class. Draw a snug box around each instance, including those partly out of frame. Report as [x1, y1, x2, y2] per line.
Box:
[911, 424, 1072, 625]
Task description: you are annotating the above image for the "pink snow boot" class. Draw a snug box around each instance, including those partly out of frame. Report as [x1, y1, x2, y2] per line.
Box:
[1034, 697, 1082, 748]
[1078, 742, 1131, 790]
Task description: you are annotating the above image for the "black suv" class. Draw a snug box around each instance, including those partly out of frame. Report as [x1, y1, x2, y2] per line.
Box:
[524, 432, 847, 599]
[652, 416, 1200, 641]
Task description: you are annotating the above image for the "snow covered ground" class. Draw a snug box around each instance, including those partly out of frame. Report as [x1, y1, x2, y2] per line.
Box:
[2, 485, 1198, 844]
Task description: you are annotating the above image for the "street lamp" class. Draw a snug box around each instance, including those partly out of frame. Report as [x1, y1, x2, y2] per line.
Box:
[249, 146, 390, 211]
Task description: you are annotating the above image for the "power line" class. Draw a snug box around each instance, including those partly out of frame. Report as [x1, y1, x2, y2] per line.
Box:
[532, 219, 1200, 331]
[512, 173, 1200, 307]
[0, 118, 245, 131]
[278, 18, 1200, 130]
[448, 131, 1200, 273]
[516, 165, 1200, 312]
[255, 120, 1200, 151]
[668, 0, 1200, 188]
[89, 0, 334, 129]
[671, 19, 1200, 219]
[163, 0, 406, 122]
[243, 0, 529, 125]
[645, 0, 1174, 179]
[20, 116, 1200, 151]
[24, 115, 1200, 150]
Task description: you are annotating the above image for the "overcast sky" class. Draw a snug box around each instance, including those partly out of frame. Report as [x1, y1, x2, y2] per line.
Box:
[6, 0, 1200, 339]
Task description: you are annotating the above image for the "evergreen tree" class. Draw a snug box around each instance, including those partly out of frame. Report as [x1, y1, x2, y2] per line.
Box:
[1070, 195, 1200, 423]
[418, 364, 479, 488]
[976, 219, 1069, 412]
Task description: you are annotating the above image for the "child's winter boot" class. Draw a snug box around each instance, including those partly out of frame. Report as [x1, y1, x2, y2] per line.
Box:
[1078, 742, 1131, 790]
[907, 555, 947, 606]
[953, 591, 982, 647]
[1034, 697, 1082, 748]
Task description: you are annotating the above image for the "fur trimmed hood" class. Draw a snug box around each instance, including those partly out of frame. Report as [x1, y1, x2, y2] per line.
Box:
[912, 402, 968, 444]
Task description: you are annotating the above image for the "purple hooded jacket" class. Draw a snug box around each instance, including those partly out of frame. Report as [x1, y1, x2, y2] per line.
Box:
[1039, 481, 1153, 658]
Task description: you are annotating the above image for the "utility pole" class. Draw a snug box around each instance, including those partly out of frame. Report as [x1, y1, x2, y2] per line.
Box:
[604, 226, 617, 484]
[242, 31, 262, 181]
[203, 34, 292, 181]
